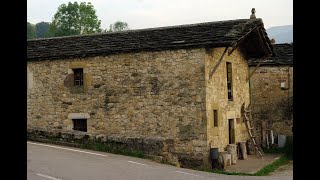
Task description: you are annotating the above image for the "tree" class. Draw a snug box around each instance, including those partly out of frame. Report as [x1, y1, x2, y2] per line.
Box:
[107, 21, 129, 32]
[27, 22, 36, 39]
[35, 22, 50, 38]
[49, 2, 102, 37]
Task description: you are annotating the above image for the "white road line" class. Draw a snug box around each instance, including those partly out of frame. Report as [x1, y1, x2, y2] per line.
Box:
[128, 161, 150, 166]
[173, 171, 201, 177]
[36, 173, 62, 180]
[27, 142, 108, 157]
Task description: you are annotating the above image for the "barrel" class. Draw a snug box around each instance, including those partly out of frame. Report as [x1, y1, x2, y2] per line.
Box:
[210, 148, 219, 160]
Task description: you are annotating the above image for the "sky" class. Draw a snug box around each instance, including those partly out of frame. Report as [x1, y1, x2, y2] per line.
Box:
[27, 0, 293, 30]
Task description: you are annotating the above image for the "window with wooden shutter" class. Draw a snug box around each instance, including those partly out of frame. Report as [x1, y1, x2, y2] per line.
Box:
[73, 68, 84, 86]
[72, 119, 87, 132]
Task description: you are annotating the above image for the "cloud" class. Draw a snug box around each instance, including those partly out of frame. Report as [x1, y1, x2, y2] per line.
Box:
[27, 0, 293, 29]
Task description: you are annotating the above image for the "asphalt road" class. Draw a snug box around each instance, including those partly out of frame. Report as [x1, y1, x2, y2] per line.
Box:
[27, 141, 293, 180]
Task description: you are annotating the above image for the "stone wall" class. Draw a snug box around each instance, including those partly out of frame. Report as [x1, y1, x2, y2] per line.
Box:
[205, 47, 250, 152]
[27, 127, 176, 162]
[27, 48, 208, 168]
[249, 66, 293, 146]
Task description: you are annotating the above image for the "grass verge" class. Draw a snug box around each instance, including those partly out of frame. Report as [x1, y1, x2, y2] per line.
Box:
[78, 141, 145, 158]
[28, 137, 146, 159]
[254, 156, 290, 176]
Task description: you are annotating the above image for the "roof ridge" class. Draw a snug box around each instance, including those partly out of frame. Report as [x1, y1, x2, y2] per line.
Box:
[225, 18, 263, 38]
[28, 18, 272, 61]
[27, 18, 255, 42]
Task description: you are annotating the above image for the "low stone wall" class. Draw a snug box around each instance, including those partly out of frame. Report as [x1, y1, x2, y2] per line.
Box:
[27, 128, 205, 168]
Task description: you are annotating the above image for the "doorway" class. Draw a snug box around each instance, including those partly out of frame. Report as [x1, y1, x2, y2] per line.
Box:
[228, 119, 235, 144]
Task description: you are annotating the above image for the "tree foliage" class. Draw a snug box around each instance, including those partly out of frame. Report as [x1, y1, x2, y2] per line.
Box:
[49, 2, 102, 37]
[27, 22, 36, 39]
[107, 21, 129, 32]
[35, 22, 50, 38]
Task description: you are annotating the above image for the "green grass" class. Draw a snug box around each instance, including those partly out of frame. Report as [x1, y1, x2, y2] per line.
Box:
[78, 141, 145, 158]
[254, 156, 290, 176]
[28, 136, 146, 159]
[202, 169, 254, 176]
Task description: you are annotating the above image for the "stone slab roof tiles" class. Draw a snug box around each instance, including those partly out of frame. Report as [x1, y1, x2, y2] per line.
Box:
[248, 43, 293, 66]
[27, 18, 273, 61]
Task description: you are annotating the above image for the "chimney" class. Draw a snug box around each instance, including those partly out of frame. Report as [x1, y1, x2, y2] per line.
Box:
[250, 8, 256, 19]
[270, 38, 275, 45]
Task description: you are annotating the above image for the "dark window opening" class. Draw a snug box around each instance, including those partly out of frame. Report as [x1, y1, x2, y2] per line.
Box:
[228, 119, 235, 144]
[73, 68, 84, 86]
[226, 62, 233, 101]
[213, 110, 218, 127]
[72, 119, 87, 132]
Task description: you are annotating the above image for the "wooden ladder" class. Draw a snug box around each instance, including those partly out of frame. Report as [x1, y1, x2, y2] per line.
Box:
[241, 103, 263, 156]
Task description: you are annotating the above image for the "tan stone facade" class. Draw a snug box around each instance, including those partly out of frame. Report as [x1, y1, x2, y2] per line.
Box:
[249, 66, 293, 146]
[205, 48, 250, 152]
[27, 47, 251, 167]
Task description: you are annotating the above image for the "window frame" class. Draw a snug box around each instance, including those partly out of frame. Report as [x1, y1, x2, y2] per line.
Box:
[73, 68, 84, 86]
[226, 62, 233, 101]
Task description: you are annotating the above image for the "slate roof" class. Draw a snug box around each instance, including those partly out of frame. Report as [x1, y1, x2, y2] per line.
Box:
[248, 43, 293, 66]
[27, 18, 273, 61]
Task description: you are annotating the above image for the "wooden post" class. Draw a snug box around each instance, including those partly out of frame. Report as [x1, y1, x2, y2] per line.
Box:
[238, 141, 248, 160]
[266, 132, 269, 149]
[246, 139, 254, 155]
[270, 130, 274, 145]
[262, 121, 266, 148]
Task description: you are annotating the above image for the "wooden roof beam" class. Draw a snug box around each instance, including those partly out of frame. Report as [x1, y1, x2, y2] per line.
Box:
[246, 55, 271, 82]
[209, 47, 228, 79]
[255, 28, 271, 56]
[228, 26, 258, 56]
[257, 27, 273, 55]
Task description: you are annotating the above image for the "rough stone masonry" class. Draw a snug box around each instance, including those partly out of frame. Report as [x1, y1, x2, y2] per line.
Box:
[27, 18, 273, 168]
[27, 47, 250, 168]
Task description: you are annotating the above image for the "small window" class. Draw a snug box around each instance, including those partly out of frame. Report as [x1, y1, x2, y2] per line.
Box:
[213, 110, 218, 127]
[72, 119, 87, 132]
[236, 118, 241, 124]
[73, 68, 84, 86]
[226, 62, 233, 101]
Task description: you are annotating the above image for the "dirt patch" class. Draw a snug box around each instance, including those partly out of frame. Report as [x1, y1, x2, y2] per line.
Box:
[225, 154, 283, 174]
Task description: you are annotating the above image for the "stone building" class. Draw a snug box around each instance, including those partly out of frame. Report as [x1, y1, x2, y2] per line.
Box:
[27, 18, 273, 168]
[248, 43, 293, 147]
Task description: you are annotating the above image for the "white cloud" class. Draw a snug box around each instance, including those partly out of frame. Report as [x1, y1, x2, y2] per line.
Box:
[27, 0, 293, 29]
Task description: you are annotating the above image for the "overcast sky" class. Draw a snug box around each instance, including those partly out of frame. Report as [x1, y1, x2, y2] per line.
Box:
[27, 0, 293, 30]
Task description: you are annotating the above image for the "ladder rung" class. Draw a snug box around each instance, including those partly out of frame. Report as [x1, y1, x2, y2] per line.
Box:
[243, 107, 262, 157]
